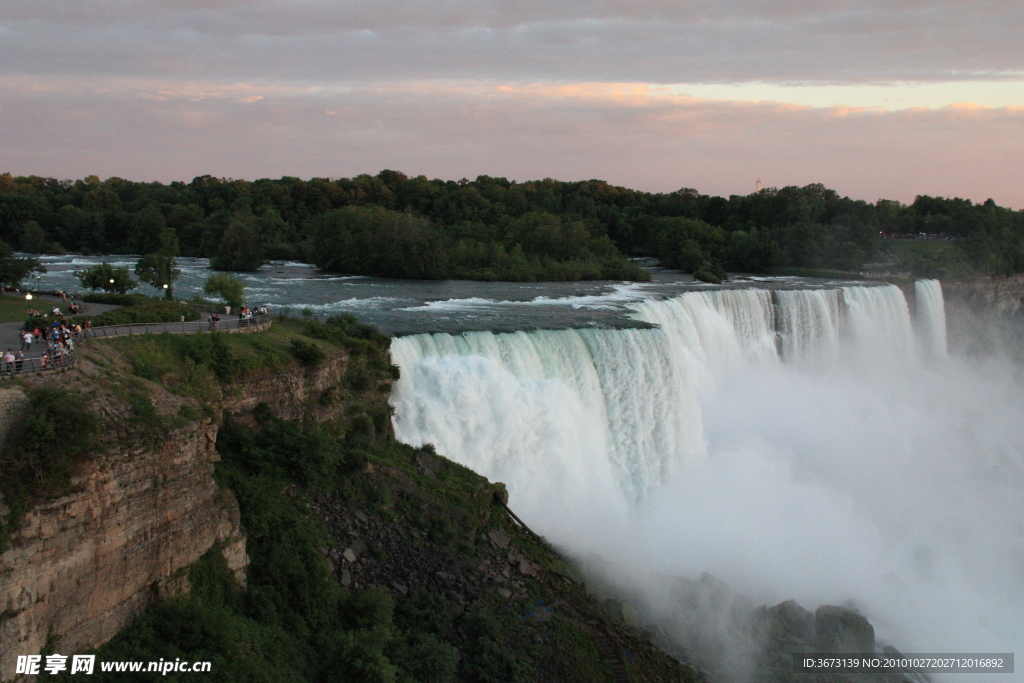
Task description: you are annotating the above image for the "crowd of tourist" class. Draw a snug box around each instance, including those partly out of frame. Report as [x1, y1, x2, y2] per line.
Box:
[208, 305, 269, 330]
[5, 296, 270, 377]
[4, 317, 85, 374]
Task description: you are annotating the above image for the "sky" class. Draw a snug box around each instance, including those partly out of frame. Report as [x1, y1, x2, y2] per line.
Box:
[1, 0, 1023, 207]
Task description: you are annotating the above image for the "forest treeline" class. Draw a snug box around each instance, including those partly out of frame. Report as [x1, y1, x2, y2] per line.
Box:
[1, 171, 1022, 282]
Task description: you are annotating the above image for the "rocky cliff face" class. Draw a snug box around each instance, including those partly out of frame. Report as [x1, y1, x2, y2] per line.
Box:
[0, 334, 386, 680]
[0, 417, 247, 680]
[221, 355, 351, 422]
[943, 274, 1024, 316]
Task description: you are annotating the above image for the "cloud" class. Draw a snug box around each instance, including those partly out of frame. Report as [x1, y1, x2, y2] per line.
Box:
[2, 77, 1021, 207]
[2, 0, 1022, 84]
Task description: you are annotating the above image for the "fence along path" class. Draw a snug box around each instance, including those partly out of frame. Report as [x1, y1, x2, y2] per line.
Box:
[1, 312, 271, 379]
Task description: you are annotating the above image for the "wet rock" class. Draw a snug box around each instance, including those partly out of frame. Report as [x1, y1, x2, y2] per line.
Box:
[492, 483, 509, 506]
[815, 605, 875, 653]
[488, 529, 510, 549]
[768, 599, 815, 642]
[415, 450, 445, 477]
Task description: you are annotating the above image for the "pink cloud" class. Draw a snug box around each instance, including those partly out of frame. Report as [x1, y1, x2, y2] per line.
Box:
[1, 79, 1021, 208]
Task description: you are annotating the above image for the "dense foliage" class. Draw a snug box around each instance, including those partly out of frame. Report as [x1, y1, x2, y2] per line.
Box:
[75, 261, 138, 294]
[0, 238, 44, 288]
[1, 171, 1021, 281]
[204, 274, 246, 309]
[0, 386, 99, 552]
[66, 295, 199, 328]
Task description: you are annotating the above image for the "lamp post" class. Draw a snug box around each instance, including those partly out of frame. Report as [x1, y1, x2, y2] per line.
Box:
[25, 293, 32, 301]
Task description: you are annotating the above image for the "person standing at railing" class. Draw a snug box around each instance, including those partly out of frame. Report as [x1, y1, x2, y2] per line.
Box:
[3, 349, 14, 376]
[14, 350, 24, 374]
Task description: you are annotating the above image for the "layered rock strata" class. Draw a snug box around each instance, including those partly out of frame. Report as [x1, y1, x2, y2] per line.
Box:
[0, 419, 246, 680]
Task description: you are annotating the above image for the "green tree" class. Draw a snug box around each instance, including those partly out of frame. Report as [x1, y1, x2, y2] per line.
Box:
[75, 262, 137, 294]
[210, 210, 264, 271]
[127, 203, 167, 254]
[0, 239, 44, 288]
[204, 273, 245, 309]
[135, 228, 181, 299]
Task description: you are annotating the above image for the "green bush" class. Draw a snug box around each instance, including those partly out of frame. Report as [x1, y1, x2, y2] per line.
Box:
[389, 632, 458, 683]
[395, 590, 453, 636]
[459, 613, 534, 683]
[81, 292, 142, 306]
[70, 297, 198, 327]
[289, 338, 326, 367]
[0, 386, 99, 552]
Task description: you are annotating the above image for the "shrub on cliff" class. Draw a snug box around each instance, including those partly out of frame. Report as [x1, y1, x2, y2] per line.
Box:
[69, 296, 199, 327]
[0, 386, 99, 552]
[289, 338, 326, 367]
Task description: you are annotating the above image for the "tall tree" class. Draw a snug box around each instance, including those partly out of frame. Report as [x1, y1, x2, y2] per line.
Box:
[211, 210, 264, 271]
[204, 274, 245, 309]
[0, 239, 44, 288]
[75, 262, 137, 294]
[135, 228, 181, 299]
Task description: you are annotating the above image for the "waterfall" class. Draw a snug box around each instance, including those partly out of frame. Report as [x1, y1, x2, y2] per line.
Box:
[771, 288, 841, 360]
[390, 326, 704, 510]
[840, 284, 915, 361]
[391, 284, 917, 505]
[914, 279, 948, 358]
[389, 281, 1023, 663]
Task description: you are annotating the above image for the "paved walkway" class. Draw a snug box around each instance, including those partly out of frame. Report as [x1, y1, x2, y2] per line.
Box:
[0, 295, 121, 363]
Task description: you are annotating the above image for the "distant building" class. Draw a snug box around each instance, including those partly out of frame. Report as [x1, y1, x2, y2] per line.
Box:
[755, 177, 762, 193]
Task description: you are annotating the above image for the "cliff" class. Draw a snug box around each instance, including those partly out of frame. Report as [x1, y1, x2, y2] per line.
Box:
[0, 419, 245, 678]
[943, 273, 1024, 316]
[0, 348, 254, 679]
[0, 326, 376, 680]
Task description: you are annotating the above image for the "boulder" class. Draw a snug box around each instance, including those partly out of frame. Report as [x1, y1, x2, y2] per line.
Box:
[492, 482, 509, 506]
[768, 600, 815, 642]
[815, 605, 875, 653]
[487, 529, 510, 548]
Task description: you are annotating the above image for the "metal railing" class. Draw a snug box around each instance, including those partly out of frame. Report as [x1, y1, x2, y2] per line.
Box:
[2, 313, 271, 379]
[85, 313, 271, 338]
[0, 348, 78, 378]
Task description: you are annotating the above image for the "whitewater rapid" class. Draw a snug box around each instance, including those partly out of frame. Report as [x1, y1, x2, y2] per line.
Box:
[390, 281, 1023, 678]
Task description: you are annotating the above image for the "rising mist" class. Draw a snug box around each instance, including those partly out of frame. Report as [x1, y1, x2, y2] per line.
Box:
[390, 282, 1023, 682]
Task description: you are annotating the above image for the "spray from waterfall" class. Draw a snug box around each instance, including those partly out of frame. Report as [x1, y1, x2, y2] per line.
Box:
[390, 282, 1022, 681]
